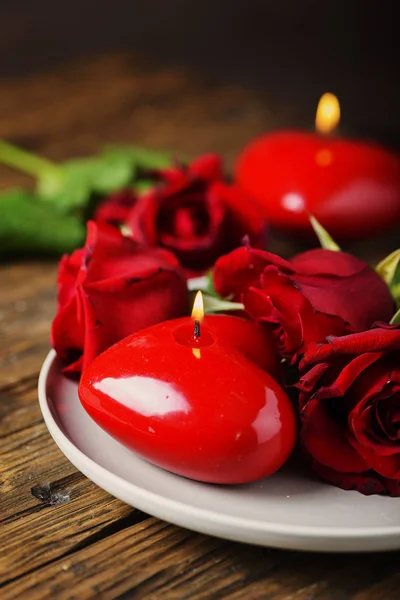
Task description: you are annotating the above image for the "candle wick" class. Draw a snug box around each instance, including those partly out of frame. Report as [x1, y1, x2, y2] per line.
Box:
[194, 319, 201, 339]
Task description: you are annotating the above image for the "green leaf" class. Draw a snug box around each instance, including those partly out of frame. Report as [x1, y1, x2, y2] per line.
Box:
[101, 145, 175, 193]
[188, 270, 219, 296]
[203, 270, 219, 297]
[391, 284, 400, 307]
[102, 145, 173, 171]
[36, 155, 133, 212]
[202, 293, 244, 314]
[91, 154, 137, 194]
[0, 140, 176, 215]
[37, 158, 99, 212]
[309, 214, 341, 251]
[376, 249, 400, 287]
[390, 307, 400, 325]
[37, 145, 175, 213]
[0, 189, 85, 256]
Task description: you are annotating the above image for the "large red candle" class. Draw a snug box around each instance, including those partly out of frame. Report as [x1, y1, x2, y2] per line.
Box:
[236, 93, 400, 240]
[79, 292, 296, 484]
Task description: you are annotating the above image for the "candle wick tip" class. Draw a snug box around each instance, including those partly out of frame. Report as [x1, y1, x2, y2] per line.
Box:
[194, 319, 201, 339]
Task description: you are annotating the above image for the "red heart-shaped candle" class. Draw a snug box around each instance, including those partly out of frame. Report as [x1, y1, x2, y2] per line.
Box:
[235, 94, 400, 240]
[79, 315, 296, 484]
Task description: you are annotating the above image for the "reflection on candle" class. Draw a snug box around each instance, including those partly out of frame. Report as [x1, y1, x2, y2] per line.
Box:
[94, 376, 190, 417]
[316, 148, 334, 167]
[281, 192, 305, 213]
[252, 388, 281, 444]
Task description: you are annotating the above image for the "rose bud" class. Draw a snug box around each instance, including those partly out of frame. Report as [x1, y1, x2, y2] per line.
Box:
[213, 245, 394, 362]
[297, 324, 400, 496]
[51, 221, 189, 375]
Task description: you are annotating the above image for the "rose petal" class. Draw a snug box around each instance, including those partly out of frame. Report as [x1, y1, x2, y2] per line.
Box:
[51, 293, 85, 359]
[297, 362, 331, 396]
[213, 248, 260, 299]
[294, 266, 394, 331]
[288, 249, 394, 331]
[301, 398, 368, 473]
[94, 190, 137, 226]
[56, 249, 85, 309]
[349, 384, 400, 459]
[311, 462, 388, 496]
[349, 437, 400, 479]
[243, 270, 304, 358]
[382, 477, 400, 496]
[300, 327, 400, 370]
[327, 352, 384, 397]
[189, 153, 223, 181]
[85, 222, 182, 283]
[290, 249, 367, 277]
[213, 246, 293, 299]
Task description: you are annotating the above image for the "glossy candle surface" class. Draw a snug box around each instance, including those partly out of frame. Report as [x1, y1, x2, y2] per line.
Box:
[79, 315, 296, 484]
[236, 130, 400, 240]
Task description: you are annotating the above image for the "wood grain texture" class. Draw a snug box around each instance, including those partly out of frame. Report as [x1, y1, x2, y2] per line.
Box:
[1, 51, 400, 599]
[0, 54, 275, 190]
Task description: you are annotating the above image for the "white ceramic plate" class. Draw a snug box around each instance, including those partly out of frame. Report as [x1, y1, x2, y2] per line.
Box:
[38, 350, 400, 552]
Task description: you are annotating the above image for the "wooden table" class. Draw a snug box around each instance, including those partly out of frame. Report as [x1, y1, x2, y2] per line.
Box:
[1, 53, 400, 600]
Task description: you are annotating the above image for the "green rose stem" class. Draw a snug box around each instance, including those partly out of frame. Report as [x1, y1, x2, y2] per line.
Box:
[0, 140, 60, 180]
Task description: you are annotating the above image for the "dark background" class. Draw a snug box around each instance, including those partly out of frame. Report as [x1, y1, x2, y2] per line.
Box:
[0, 0, 398, 144]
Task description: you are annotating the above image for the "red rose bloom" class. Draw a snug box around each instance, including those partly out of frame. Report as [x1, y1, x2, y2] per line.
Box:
[213, 245, 394, 361]
[117, 154, 266, 275]
[298, 324, 400, 496]
[51, 221, 188, 375]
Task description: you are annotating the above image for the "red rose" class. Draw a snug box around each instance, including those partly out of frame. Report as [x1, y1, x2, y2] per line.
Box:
[51, 221, 188, 375]
[298, 324, 400, 496]
[213, 245, 394, 361]
[110, 154, 265, 275]
[94, 190, 137, 227]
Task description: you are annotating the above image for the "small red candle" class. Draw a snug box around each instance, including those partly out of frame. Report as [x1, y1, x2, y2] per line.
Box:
[236, 93, 400, 240]
[79, 292, 296, 484]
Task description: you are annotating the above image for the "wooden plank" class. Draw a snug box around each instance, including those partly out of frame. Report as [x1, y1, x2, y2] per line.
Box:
[353, 574, 400, 600]
[0, 54, 274, 192]
[0, 261, 143, 584]
[0, 263, 57, 387]
[0, 374, 143, 584]
[0, 378, 42, 440]
[2, 514, 400, 599]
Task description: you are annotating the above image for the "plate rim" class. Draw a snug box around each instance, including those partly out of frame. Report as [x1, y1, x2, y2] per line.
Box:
[38, 350, 400, 547]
